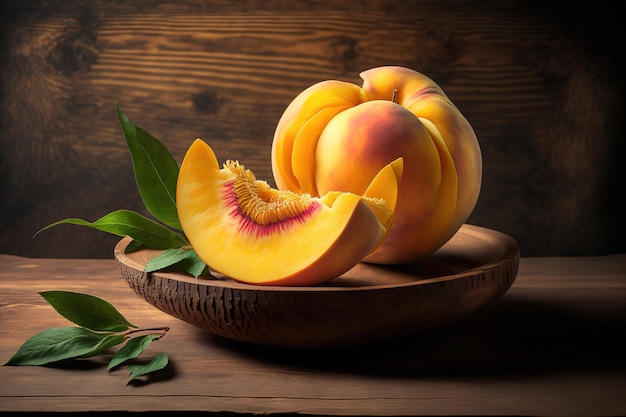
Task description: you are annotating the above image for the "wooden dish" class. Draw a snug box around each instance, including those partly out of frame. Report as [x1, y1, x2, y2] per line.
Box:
[115, 224, 519, 348]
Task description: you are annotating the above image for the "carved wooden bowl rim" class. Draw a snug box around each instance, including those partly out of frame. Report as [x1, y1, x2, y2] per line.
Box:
[114, 224, 520, 347]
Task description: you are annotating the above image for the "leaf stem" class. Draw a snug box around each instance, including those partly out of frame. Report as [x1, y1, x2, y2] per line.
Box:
[123, 326, 170, 340]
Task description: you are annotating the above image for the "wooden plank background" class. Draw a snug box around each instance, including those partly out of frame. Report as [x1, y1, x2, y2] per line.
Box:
[1, 0, 624, 259]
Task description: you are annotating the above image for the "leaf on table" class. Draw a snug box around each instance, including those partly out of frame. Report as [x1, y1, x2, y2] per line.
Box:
[127, 352, 169, 381]
[79, 333, 127, 359]
[4, 327, 124, 366]
[117, 105, 182, 231]
[108, 334, 160, 370]
[35, 210, 188, 250]
[145, 247, 210, 278]
[40, 290, 136, 332]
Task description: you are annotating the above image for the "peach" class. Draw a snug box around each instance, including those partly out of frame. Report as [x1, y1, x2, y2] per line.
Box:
[176, 139, 402, 286]
[271, 66, 482, 264]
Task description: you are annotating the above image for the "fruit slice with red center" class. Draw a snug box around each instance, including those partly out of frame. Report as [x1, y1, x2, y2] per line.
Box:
[176, 139, 402, 286]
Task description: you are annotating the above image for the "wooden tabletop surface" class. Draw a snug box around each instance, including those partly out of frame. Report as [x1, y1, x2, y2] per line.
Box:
[1, 252, 625, 416]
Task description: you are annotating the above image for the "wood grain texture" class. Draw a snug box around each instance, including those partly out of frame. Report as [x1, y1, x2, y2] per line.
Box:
[1, 253, 625, 415]
[115, 224, 520, 347]
[0, 0, 624, 259]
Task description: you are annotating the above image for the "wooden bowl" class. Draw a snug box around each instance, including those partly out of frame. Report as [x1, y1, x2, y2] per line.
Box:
[115, 224, 519, 348]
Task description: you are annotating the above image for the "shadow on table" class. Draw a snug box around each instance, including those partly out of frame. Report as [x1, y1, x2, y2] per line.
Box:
[198, 293, 626, 377]
[41, 352, 178, 385]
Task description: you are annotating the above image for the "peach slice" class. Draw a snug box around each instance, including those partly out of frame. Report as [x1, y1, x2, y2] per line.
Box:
[176, 139, 402, 286]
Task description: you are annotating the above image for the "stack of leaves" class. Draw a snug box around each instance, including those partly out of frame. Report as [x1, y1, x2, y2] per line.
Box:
[4, 290, 169, 383]
[36, 106, 210, 278]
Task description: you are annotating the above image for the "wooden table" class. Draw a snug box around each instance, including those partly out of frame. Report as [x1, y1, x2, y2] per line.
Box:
[1, 253, 625, 416]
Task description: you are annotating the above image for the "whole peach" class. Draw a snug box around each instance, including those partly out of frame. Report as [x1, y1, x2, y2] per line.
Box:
[271, 66, 481, 264]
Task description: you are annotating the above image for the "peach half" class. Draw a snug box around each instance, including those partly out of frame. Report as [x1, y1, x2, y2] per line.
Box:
[176, 139, 402, 286]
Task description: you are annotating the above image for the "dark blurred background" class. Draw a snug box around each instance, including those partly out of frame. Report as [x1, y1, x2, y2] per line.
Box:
[1, 0, 624, 259]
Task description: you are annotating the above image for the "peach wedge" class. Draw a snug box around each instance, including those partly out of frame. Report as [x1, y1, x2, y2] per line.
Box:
[176, 139, 402, 286]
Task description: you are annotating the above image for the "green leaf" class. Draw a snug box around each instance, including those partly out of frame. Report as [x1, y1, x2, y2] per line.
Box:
[125, 239, 145, 253]
[128, 352, 169, 381]
[145, 247, 210, 278]
[176, 250, 211, 278]
[40, 290, 136, 332]
[108, 334, 160, 370]
[80, 333, 126, 359]
[145, 247, 192, 272]
[117, 106, 181, 230]
[36, 209, 188, 250]
[176, 253, 211, 278]
[4, 327, 124, 366]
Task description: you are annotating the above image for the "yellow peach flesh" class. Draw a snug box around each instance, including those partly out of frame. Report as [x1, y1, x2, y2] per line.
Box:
[271, 80, 366, 193]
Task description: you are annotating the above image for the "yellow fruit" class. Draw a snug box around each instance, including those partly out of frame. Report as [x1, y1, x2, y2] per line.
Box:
[176, 139, 402, 286]
[271, 66, 481, 264]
